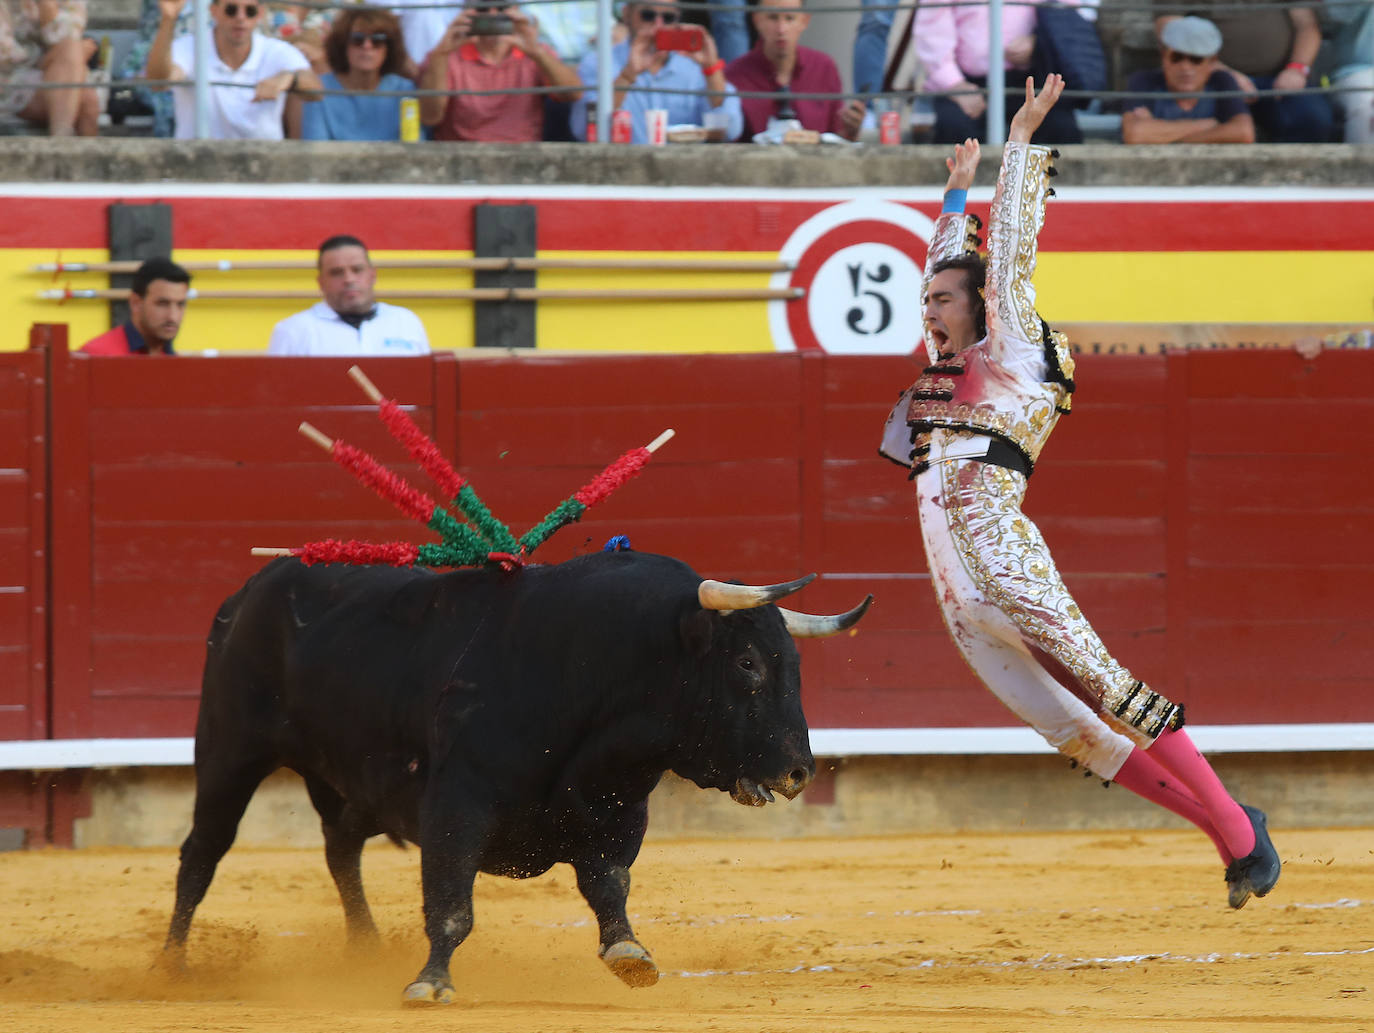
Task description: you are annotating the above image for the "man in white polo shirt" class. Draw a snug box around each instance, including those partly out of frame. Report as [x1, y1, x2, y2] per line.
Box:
[268, 235, 431, 357]
[145, 0, 323, 140]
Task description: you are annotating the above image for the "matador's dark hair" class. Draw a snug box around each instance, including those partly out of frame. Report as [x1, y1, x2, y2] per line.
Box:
[930, 252, 987, 341]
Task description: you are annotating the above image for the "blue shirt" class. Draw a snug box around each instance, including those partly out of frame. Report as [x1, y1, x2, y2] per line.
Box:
[571, 43, 743, 143]
[302, 72, 415, 142]
[1122, 68, 1248, 124]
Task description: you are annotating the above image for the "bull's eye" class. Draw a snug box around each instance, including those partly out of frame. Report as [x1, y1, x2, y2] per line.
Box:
[738, 656, 755, 671]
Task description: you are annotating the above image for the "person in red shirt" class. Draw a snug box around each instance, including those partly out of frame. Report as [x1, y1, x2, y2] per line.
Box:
[419, 1, 582, 141]
[79, 258, 192, 356]
[725, 0, 864, 141]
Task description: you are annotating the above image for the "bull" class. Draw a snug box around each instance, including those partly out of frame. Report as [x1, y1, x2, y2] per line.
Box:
[163, 548, 870, 1004]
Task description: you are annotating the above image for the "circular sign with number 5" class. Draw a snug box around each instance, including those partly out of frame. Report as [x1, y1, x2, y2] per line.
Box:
[769, 199, 935, 354]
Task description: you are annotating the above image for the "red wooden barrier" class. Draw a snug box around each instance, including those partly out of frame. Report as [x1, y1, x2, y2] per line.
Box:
[16, 331, 1374, 759]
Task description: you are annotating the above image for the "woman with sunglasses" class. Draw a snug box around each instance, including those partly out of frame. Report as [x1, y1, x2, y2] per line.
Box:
[300, 7, 416, 141]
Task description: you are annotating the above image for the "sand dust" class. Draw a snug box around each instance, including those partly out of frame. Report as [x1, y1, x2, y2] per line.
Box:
[2, 827, 1372, 1032]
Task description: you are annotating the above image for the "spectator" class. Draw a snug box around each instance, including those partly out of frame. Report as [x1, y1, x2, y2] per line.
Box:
[913, 0, 1082, 144]
[145, 0, 324, 140]
[389, 0, 461, 68]
[268, 235, 430, 357]
[117, 0, 191, 137]
[0, 0, 99, 135]
[726, 0, 863, 141]
[571, 0, 743, 143]
[418, 2, 580, 142]
[1120, 16, 1254, 144]
[1153, 1, 1332, 143]
[80, 258, 192, 356]
[299, 7, 414, 141]
[1329, 1, 1373, 143]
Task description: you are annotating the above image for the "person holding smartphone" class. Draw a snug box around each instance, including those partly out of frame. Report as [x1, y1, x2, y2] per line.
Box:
[570, 0, 743, 143]
[418, 0, 582, 141]
[881, 77, 1281, 911]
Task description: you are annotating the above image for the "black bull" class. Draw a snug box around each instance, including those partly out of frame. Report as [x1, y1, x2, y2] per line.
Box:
[164, 550, 870, 1003]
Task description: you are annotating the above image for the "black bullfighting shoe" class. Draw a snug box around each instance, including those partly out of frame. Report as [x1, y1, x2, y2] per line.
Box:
[1225, 804, 1281, 909]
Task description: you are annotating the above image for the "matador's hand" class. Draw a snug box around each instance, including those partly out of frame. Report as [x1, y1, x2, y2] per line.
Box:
[944, 137, 980, 191]
[1008, 74, 1065, 144]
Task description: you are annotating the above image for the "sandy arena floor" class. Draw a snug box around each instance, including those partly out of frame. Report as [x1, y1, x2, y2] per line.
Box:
[2, 827, 1372, 1033]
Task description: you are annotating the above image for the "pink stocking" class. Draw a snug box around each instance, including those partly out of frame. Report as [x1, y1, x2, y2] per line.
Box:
[1113, 748, 1231, 862]
[1145, 727, 1256, 859]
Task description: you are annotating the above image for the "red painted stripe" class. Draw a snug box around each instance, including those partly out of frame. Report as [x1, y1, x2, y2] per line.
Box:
[3, 195, 1371, 253]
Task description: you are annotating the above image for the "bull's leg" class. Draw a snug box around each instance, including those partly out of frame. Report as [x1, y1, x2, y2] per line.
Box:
[163, 756, 276, 965]
[403, 833, 480, 1006]
[302, 773, 379, 946]
[572, 858, 658, 987]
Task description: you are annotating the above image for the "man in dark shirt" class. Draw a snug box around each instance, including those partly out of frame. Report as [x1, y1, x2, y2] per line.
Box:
[725, 0, 864, 140]
[1121, 16, 1254, 144]
[79, 258, 192, 355]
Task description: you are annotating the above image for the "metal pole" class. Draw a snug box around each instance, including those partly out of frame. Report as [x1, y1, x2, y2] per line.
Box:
[596, 0, 613, 141]
[192, 0, 211, 139]
[986, 0, 1005, 146]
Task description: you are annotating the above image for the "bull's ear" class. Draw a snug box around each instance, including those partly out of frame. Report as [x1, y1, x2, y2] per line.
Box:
[680, 607, 717, 657]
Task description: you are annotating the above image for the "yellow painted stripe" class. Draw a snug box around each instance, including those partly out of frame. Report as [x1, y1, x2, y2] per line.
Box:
[1037, 251, 1374, 324]
[6, 247, 1372, 354]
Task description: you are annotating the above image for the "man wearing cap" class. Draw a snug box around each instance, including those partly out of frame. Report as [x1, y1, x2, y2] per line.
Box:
[1121, 16, 1254, 144]
[1152, 1, 1331, 143]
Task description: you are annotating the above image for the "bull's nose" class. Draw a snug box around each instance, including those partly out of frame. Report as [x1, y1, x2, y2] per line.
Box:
[777, 766, 813, 800]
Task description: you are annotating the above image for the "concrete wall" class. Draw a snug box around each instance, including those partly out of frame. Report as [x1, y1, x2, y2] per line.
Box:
[73, 751, 1374, 848]
[3, 137, 1371, 189]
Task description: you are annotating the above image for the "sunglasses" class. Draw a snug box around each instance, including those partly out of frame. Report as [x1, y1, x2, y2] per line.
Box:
[220, 3, 259, 18]
[1165, 50, 1207, 65]
[638, 8, 680, 24]
[349, 31, 390, 47]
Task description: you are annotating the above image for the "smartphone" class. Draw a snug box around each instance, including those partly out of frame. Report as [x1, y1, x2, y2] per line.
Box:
[470, 12, 514, 35]
[654, 24, 704, 52]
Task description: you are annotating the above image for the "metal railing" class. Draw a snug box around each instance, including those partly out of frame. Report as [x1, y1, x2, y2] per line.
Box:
[2, 0, 1368, 145]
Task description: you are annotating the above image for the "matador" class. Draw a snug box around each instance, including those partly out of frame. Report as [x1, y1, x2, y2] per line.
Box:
[880, 76, 1280, 908]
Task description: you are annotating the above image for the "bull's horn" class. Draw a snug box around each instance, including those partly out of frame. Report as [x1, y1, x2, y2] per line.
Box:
[698, 573, 817, 612]
[778, 594, 874, 638]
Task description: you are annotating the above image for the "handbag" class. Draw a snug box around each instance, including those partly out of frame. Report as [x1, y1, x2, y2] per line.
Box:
[1031, 4, 1108, 108]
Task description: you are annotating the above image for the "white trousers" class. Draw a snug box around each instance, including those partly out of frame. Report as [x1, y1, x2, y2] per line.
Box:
[916, 456, 1181, 779]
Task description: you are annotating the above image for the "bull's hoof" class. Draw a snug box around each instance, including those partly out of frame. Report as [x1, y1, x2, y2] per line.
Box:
[601, 939, 659, 988]
[402, 980, 455, 1005]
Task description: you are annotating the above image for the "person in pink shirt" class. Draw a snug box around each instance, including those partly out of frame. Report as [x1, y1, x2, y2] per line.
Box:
[914, 0, 1082, 144]
[419, 1, 582, 141]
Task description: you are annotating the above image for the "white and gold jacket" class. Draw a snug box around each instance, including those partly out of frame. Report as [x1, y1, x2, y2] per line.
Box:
[881, 142, 1076, 476]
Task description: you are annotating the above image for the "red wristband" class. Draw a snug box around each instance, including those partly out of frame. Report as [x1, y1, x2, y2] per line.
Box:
[702, 59, 725, 77]
[1285, 61, 1310, 76]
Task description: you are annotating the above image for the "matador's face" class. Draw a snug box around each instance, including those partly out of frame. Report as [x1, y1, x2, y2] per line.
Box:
[923, 268, 979, 356]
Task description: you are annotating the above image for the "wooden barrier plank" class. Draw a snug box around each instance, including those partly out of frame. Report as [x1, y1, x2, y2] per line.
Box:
[457, 404, 799, 466]
[456, 353, 800, 410]
[90, 697, 200, 738]
[90, 463, 436, 523]
[1188, 399, 1374, 455]
[1188, 510, 1374, 568]
[0, 410, 28, 469]
[90, 637, 206, 698]
[86, 407, 438, 465]
[1186, 351, 1374, 399]
[84, 355, 436, 409]
[0, 474, 27, 529]
[1188, 455, 1374, 513]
